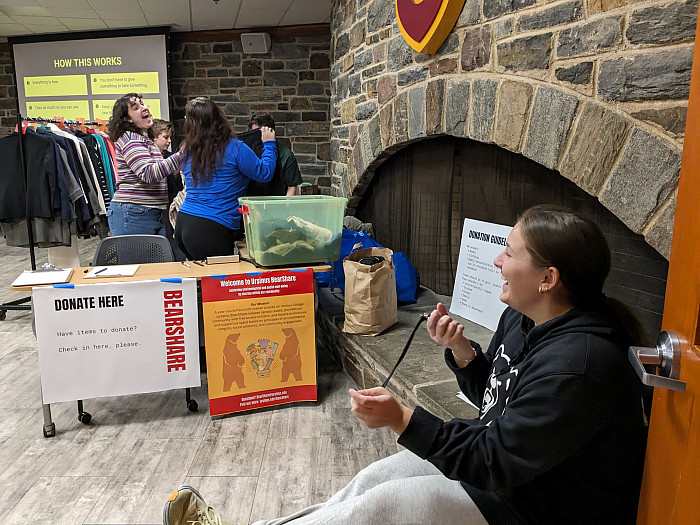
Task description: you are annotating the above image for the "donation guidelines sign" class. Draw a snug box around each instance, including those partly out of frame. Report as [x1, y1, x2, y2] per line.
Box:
[33, 279, 200, 404]
[451, 218, 512, 331]
[201, 269, 316, 417]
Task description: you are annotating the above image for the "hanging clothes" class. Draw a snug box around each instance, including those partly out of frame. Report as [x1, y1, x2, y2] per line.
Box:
[90, 132, 117, 197]
[0, 120, 117, 248]
[0, 128, 69, 247]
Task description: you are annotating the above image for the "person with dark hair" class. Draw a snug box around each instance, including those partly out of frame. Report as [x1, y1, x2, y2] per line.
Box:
[174, 97, 276, 260]
[242, 112, 303, 197]
[106, 94, 182, 236]
[163, 205, 648, 525]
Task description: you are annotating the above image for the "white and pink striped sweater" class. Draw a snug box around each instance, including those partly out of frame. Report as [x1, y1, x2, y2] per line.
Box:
[111, 131, 180, 207]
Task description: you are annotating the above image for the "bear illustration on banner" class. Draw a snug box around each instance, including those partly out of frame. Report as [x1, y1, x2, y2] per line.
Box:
[396, 0, 466, 54]
[222, 333, 246, 391]
[280, 328, 302, 382]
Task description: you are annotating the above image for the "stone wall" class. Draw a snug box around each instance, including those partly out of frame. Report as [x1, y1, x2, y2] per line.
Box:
[0, 28, 333, 191]
[170, 30, 333, 190]
[0, 46, 16, 133]
[328, 0, 698, 258]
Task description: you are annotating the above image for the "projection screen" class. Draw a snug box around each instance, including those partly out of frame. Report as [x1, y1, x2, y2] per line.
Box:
[10, 28, 170, 123]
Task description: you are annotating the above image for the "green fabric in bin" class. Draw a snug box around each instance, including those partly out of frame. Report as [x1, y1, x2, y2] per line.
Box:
[258, 216, 340, 265]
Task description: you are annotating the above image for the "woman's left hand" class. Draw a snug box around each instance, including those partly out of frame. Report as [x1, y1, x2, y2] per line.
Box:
[349, 387, 413, 435]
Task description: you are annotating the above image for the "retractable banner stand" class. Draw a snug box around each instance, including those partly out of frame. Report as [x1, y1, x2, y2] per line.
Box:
[201, 269, 316, 417]
[33, 279, 200, 404]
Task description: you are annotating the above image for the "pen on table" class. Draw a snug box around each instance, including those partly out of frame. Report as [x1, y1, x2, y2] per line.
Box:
[192, 260, 204, 266]
[94, 267, 107, 275]
[181, 261, 191, 268]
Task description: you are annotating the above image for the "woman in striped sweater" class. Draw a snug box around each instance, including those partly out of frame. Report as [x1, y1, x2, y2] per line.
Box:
[106, 93, 181, 236]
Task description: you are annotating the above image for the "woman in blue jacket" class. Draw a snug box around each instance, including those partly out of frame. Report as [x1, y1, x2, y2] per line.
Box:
[164, 205, 648, 525]
[174, 97, 276, 260]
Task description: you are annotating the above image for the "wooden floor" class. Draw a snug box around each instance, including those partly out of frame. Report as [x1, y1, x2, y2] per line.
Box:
[0, 236, 399, 525]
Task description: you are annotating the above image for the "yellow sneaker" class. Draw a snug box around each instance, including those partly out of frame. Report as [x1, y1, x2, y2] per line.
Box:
[163, 485, 229, 525]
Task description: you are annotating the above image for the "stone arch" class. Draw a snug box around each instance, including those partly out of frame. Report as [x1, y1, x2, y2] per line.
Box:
[344, 74, 681, 258]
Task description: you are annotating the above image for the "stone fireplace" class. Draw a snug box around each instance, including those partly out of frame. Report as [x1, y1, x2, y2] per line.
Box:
[328, 0, 696, 341]
[353, 135, 669, 344]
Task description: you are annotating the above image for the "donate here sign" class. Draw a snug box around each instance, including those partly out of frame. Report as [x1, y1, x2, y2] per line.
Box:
[34, 279, 200, 404]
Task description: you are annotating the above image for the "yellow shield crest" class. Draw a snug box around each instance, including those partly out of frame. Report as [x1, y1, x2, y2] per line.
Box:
[396, 0, 466, 54]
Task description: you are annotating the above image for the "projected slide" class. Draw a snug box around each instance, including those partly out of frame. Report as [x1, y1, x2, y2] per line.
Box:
[12, 32, 169, 122]
[91, 72, 160, 94]
[93, 98, 161, 120]
[27, 101, 90, 121]
[24, 75, 88, 97]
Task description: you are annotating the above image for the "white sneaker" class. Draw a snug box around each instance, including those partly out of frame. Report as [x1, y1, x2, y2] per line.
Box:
[163, 485, 229, 525]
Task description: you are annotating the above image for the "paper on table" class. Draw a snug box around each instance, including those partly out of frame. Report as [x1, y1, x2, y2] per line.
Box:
[12, 268, 74, 287]
[84, 265, 140, 278]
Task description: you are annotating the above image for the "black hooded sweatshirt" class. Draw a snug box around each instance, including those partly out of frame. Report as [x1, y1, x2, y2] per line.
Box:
[398, 306, 647, 524]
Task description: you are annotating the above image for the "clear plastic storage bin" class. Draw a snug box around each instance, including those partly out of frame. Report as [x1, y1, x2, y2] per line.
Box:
[239, 195, 347, 266]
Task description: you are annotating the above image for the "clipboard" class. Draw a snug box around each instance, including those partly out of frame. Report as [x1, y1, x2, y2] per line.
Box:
[84, 265, 140, 278]
[12, 268, 74, 287]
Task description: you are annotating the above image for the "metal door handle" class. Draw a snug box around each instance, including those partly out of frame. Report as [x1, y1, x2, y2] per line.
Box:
[628, 331, 686, 392]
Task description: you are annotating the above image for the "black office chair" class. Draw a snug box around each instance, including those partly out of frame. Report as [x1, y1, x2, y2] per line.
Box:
[92, 234, 175, 266]
[74, 234, 198, 426]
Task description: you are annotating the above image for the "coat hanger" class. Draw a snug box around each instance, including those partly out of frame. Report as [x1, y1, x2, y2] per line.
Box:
[95, 118, 107, 133]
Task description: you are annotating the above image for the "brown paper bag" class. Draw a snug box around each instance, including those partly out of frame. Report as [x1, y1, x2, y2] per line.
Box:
[342, 247, 398, 335]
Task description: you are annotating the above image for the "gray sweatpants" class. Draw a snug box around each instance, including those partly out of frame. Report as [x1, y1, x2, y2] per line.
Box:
[251, 449, 488, 525]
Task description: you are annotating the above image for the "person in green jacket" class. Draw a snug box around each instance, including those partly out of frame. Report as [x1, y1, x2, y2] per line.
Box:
[244, 113, 303, 197]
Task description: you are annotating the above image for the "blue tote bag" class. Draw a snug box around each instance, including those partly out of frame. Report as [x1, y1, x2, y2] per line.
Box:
[319, 229, 419, 304]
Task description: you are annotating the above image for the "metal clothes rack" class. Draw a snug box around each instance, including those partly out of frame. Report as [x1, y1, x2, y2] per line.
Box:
[0, 115, 101, 320]
[0, 114, 36, 320]
[3, 115, 106, 435]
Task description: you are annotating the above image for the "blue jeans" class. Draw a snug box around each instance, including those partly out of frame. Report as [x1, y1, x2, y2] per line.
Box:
[107, 201, 165, 236]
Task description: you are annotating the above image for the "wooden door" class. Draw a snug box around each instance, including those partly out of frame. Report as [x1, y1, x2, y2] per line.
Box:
[636, 9, 700, 523]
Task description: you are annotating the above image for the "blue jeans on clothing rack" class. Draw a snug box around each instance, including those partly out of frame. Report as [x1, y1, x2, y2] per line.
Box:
[107, 201, 165, 236]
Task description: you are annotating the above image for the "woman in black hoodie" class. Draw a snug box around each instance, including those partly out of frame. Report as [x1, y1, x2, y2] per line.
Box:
[164, 205, 648, 525]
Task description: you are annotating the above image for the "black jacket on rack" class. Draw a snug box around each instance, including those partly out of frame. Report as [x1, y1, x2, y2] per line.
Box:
[76, 130, 111, 208]
[0, 131, 58, 220]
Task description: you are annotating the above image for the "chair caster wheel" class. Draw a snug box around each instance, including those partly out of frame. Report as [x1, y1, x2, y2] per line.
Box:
[187, 399, 198, 412]
[78, 411, 92, 424]
[43, 423, 56, 438]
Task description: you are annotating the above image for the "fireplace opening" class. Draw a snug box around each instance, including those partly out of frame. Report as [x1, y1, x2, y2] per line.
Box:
[354, 136, 668, 345]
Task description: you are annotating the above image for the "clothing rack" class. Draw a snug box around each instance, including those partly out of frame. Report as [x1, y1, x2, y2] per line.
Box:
[21, 116, 103, 129]
[1, 114, 109, 320]
[0, 114, 36, 320]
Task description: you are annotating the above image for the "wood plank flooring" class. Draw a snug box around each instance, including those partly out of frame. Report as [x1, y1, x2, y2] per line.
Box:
[0, 237, 399, 525]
